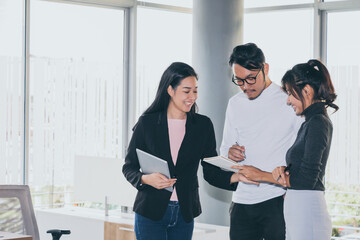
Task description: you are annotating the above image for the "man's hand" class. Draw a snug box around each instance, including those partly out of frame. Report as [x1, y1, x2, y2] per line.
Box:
[141, 173, 177, 189]
[232, 165, 264, 181]
[230, 172, 259, 185]
[228, 144, 246, 162]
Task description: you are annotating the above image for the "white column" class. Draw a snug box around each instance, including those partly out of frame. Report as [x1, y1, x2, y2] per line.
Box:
[193, 0, 244, 226]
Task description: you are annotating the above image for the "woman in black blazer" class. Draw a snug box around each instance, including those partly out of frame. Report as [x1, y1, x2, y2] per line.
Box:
[122, 62, 217, 240]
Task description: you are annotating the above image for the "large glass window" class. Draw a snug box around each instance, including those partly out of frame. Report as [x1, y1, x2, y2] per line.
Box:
[243, 9, 314, 85]
[0, 0, 24, 184]
[136, 7, 192, 118]
[326, 11, 360, 238]
[29, 0, 125, 207]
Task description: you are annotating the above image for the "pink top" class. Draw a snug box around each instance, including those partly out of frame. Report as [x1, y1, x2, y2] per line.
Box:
[168, 118, 186, 201]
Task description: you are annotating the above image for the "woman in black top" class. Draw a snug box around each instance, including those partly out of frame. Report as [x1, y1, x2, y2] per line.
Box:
[272, 59, 338, 240]
[122, 62, 217, 240]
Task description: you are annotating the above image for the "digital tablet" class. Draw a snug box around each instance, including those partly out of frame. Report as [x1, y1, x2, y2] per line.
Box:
[136, 148, 173, 192]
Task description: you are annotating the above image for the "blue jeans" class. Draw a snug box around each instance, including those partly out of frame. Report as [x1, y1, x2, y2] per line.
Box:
[134, 201, 194, 240]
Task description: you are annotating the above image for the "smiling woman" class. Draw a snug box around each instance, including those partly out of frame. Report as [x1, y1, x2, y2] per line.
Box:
[273, 59, 338, 240]
[122, 62, 218, 240]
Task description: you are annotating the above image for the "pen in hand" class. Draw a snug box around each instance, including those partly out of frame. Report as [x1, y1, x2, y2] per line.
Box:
[276, 164, 292, 182]
[235, 141, 246, 160]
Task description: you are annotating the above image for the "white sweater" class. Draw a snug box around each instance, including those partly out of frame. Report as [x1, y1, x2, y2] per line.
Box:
[220, 82, 303, 204]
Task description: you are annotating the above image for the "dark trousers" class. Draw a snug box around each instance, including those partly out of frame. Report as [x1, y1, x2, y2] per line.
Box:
[229, 196, 285, 240]
[134, 201, 194, 240]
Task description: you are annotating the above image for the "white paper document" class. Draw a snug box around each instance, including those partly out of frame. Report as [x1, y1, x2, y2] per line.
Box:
[203, 156, 241, 173]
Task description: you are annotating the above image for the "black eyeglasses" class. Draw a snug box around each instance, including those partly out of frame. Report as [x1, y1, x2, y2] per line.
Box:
[232, 65, 264, 86]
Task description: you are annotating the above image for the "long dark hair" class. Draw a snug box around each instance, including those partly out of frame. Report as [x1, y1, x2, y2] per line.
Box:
[281, 59, 339, 112]
[143, 62, 198, 115]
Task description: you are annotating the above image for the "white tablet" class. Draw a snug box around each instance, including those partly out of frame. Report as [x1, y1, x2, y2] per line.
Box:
[136, 148, 173, 192]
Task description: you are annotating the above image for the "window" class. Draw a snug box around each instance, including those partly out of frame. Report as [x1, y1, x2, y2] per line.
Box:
[29, 0, 125, 207]
[243, 9, 314, 85]
[0, 0, 24, 184]
[136, 7, 192, 118]
[326, 10, 360, 237]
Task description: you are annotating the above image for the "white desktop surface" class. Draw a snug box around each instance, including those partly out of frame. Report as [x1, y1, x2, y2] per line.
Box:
[36, 206, 229, 240]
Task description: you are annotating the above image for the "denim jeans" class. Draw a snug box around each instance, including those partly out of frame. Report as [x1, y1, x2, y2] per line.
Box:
[134, 201, 194, 240]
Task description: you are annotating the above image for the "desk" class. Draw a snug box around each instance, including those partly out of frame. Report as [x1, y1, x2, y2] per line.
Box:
[0, 231, 32, 240]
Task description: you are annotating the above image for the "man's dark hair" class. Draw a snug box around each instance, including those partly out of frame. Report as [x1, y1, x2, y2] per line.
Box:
[229, 43, 265, 70]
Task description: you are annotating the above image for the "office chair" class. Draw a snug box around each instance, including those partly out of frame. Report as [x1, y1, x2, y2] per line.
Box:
[0, 185, 70, 240]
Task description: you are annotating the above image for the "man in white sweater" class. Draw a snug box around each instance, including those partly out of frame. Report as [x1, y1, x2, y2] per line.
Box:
[203, 43, 301, 240]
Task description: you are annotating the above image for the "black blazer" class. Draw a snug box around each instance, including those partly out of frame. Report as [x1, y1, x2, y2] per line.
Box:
[122, 111, 217, 222]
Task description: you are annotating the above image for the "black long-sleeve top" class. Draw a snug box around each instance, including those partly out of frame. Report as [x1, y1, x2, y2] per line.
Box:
[286, 102, 333, 191]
